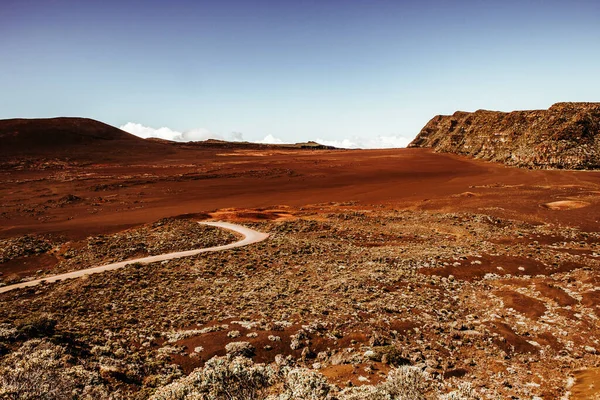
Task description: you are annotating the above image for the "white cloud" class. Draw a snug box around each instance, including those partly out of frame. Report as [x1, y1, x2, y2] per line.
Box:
[257, 134, 286, 144]
[179, 128, 219, 142]
[120, 122, 412, 149]
[314, 138, 358, 148]
[315, 135, 411, 149]
[120, 122, 235, 142]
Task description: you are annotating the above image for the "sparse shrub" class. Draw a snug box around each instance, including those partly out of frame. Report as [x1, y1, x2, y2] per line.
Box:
[0, 235, 52, 264]
[149, 353, 442, 400]
[225, 341, 255, 357]
[377, 345, 410, 367]
[440, 383, 478, 400]
[276, 368, 332, 400]
[0, 339, 108, 399]
[157, 344, 186, 356]
[150, 355, 277, 400]
[337, 384, 389, 400]
[14, 313, 57, 338]
[0, 324, 18, 341]
[369, 332, 391, 347]
[382, 366, 428, 400]
[338, 366, 429, 400]
[164, 324, 228, 343]
[3, 274, 21, 285]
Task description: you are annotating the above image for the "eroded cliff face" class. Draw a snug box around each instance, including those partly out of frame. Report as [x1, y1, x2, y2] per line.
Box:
[409, 102, 600, 169]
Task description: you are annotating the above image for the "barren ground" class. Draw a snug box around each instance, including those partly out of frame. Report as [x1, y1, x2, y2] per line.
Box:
[2, 145, 600, 398]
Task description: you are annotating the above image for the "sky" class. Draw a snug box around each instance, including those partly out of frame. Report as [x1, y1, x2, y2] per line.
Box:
[1, 0, 599, 148]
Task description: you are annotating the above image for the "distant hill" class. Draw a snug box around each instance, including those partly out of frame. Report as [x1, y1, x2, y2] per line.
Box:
[409, 102, 600, 169]
[0, 118, 338, 162]
[173, 139, 337, 150]
[0, 117, 171, 160]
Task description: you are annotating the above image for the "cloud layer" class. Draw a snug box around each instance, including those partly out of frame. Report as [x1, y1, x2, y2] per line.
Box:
[120, 122, 225, 142]
[315, 135, 411, 149]
[256, 134, 285, 144]
[120, 122, 411, 149]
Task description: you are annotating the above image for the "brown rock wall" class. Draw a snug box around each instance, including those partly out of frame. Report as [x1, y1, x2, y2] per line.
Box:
[409, 102, 600, 169]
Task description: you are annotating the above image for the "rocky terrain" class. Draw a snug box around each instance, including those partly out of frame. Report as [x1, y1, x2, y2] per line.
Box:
[409, 102, 600, 169]
[1, 206, 600, 398]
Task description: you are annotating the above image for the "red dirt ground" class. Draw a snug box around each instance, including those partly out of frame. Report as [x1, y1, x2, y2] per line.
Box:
[3, 144, 600, 240]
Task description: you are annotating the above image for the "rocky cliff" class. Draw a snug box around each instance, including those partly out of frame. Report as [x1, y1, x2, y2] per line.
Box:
[409, 102, 600, 169]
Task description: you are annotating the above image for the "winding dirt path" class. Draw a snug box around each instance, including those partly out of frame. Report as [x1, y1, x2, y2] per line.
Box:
[0, 221, 269, 295]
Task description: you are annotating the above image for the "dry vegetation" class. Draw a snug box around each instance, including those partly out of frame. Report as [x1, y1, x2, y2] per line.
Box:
[0, 219, 238, 285]
[2, 205, 600, 398]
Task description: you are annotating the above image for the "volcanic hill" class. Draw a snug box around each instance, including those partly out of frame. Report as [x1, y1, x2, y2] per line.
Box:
[409, 102, 600, 169]
[0, 117, 171, 161]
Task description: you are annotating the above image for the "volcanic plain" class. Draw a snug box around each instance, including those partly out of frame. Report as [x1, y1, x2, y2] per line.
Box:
[1, 118, 600, 399]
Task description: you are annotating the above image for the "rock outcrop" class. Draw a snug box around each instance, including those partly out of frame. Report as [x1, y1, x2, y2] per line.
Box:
[409, 102, 600, 169]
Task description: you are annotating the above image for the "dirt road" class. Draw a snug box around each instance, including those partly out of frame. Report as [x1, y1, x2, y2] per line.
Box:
[0, 221, 269, 294]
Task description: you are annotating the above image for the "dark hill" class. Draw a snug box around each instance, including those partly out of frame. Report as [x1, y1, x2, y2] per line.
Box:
[0, 117, 171, 160]
[175, 139, 337, 150]
[409, 102, 600, 169]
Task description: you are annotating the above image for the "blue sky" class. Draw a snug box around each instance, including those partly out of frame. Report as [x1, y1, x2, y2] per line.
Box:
[1, 0, 599, 147]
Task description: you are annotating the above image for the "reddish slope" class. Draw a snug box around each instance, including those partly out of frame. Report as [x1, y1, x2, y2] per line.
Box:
[0, 117, 171, 160]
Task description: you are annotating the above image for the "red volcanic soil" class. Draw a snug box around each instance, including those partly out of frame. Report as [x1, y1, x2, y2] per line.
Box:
[419, 254, 587, 281]
[2, 118, 600, 239]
